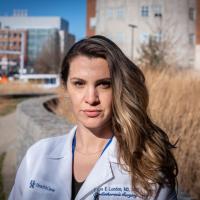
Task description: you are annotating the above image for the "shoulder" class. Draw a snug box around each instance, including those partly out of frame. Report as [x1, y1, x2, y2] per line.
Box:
[25, 126, 77, 160]
[27, 134, 67, 157]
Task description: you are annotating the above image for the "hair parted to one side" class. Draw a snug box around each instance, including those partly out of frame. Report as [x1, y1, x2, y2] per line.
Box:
[60, 35, 178, 199]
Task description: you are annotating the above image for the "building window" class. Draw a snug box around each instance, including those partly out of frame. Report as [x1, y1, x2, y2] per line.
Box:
[106, 8, 113, 18]
[141, 6, 149, 17]
[116, 7, 125, 18]
[189, 33, 195, 45]
[189, 8, 195, 20]
[152, 5, 162, 17]
[1, 33, 6, 38]
[90, 17, 96, 29]
[140, 32, 149, 44]
[150, 32, 162, 42]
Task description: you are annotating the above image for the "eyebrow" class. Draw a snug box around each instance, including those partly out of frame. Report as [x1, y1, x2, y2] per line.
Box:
[70, 77, 111, 83]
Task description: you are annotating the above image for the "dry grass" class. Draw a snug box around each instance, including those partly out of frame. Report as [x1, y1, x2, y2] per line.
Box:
[51, 87, 76, 123]
[143, 67, 200, 199]
[0, 81, 56, 95]
[52, 68, 200, 199]
[0, 98, 28, 116]
[0, 81, 58, 116]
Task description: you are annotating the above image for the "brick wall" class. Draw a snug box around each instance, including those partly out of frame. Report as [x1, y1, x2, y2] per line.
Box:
[86, 0, 96, 36]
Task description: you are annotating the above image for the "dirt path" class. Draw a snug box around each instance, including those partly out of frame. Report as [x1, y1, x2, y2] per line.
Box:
[0, 111, 18, 197]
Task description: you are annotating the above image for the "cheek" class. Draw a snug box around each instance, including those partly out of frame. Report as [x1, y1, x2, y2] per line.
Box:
[100, 92, 113, 110]
[69, 94, 81, 109]
[67, 90, 82, 112]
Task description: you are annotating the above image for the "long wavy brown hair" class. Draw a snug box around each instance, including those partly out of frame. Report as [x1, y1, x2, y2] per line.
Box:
[60, 35, 178, 199]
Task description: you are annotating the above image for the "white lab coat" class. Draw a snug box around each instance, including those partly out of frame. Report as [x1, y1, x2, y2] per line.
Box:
[9, 126, 177, 200]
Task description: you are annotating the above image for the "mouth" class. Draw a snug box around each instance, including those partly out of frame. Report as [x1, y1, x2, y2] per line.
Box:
[83, 109, 102, 117]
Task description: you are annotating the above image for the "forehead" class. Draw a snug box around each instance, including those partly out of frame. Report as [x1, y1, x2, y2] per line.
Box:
[69, 55, 110, 78]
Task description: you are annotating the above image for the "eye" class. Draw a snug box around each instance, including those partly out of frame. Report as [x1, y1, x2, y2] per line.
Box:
[98, 81, 111, 89]
[73, 81, 85, 88]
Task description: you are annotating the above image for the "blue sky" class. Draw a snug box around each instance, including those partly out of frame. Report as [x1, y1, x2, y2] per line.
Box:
[0, 0, 86, 41]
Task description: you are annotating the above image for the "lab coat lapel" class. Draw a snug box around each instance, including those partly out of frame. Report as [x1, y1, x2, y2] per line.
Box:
[46, 126, 77, 199]
[75, 137, 118, 200]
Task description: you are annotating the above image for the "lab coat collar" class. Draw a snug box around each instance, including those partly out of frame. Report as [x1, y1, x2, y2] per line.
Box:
[46, 126, 77, 159]
[46, 125, 118, 163]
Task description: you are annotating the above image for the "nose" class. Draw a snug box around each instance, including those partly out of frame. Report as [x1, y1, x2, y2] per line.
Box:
[85, 86, 100, 105]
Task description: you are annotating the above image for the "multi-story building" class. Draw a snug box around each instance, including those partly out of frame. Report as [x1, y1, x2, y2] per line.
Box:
[0, 29, 27, 72]
[87, 0, 198, 68]
[0, 14, 75, 73]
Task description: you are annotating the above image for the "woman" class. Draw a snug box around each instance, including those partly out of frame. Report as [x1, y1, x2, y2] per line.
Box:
[9, 35, 178, 200]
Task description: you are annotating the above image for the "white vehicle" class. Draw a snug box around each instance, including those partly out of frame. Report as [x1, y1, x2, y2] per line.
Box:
[15, 74, 60, 88]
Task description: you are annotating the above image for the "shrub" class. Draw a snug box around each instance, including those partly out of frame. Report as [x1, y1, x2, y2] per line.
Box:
[0, 152, 6, 200]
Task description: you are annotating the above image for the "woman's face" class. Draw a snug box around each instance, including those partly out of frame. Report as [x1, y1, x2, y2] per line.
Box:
[66, 55, 112, 131]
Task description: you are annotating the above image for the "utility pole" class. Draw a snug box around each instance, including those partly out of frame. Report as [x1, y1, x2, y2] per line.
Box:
[128, 24, 137, 60]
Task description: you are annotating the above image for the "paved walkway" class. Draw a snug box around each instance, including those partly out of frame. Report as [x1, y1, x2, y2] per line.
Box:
[0, 111, 18, 197]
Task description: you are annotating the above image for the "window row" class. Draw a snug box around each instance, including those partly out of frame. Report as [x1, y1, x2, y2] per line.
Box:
[141, 5, 196, 21]
[105, 5, 195, 20]
[106, 7, 125, 18]
[141, 5, 162, 17]
[140, 32, 195, 46]
[106, 32, 161, 44]
[0, 41, 21, 46]
[106, 32, 195, 46]
[105, 5, 162, 19]
[0, 33, 23, 38]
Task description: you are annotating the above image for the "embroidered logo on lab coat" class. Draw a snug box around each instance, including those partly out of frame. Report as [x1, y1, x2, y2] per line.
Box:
[29, 179, 55, 193]
[93, 185, 137, 199]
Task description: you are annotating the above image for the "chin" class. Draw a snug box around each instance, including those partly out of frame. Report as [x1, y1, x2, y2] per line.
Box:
[78, 118, 111, 131]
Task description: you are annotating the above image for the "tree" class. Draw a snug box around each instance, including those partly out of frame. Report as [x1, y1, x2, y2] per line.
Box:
[34, 31, 62, 74]
[137, 16, 188, 69]
[138, 36, 169, 68]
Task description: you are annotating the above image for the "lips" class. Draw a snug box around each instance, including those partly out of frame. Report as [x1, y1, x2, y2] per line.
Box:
[83, 109, 102, 117]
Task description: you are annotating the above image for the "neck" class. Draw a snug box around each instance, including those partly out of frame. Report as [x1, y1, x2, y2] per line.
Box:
[75, 124, 113, 153]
